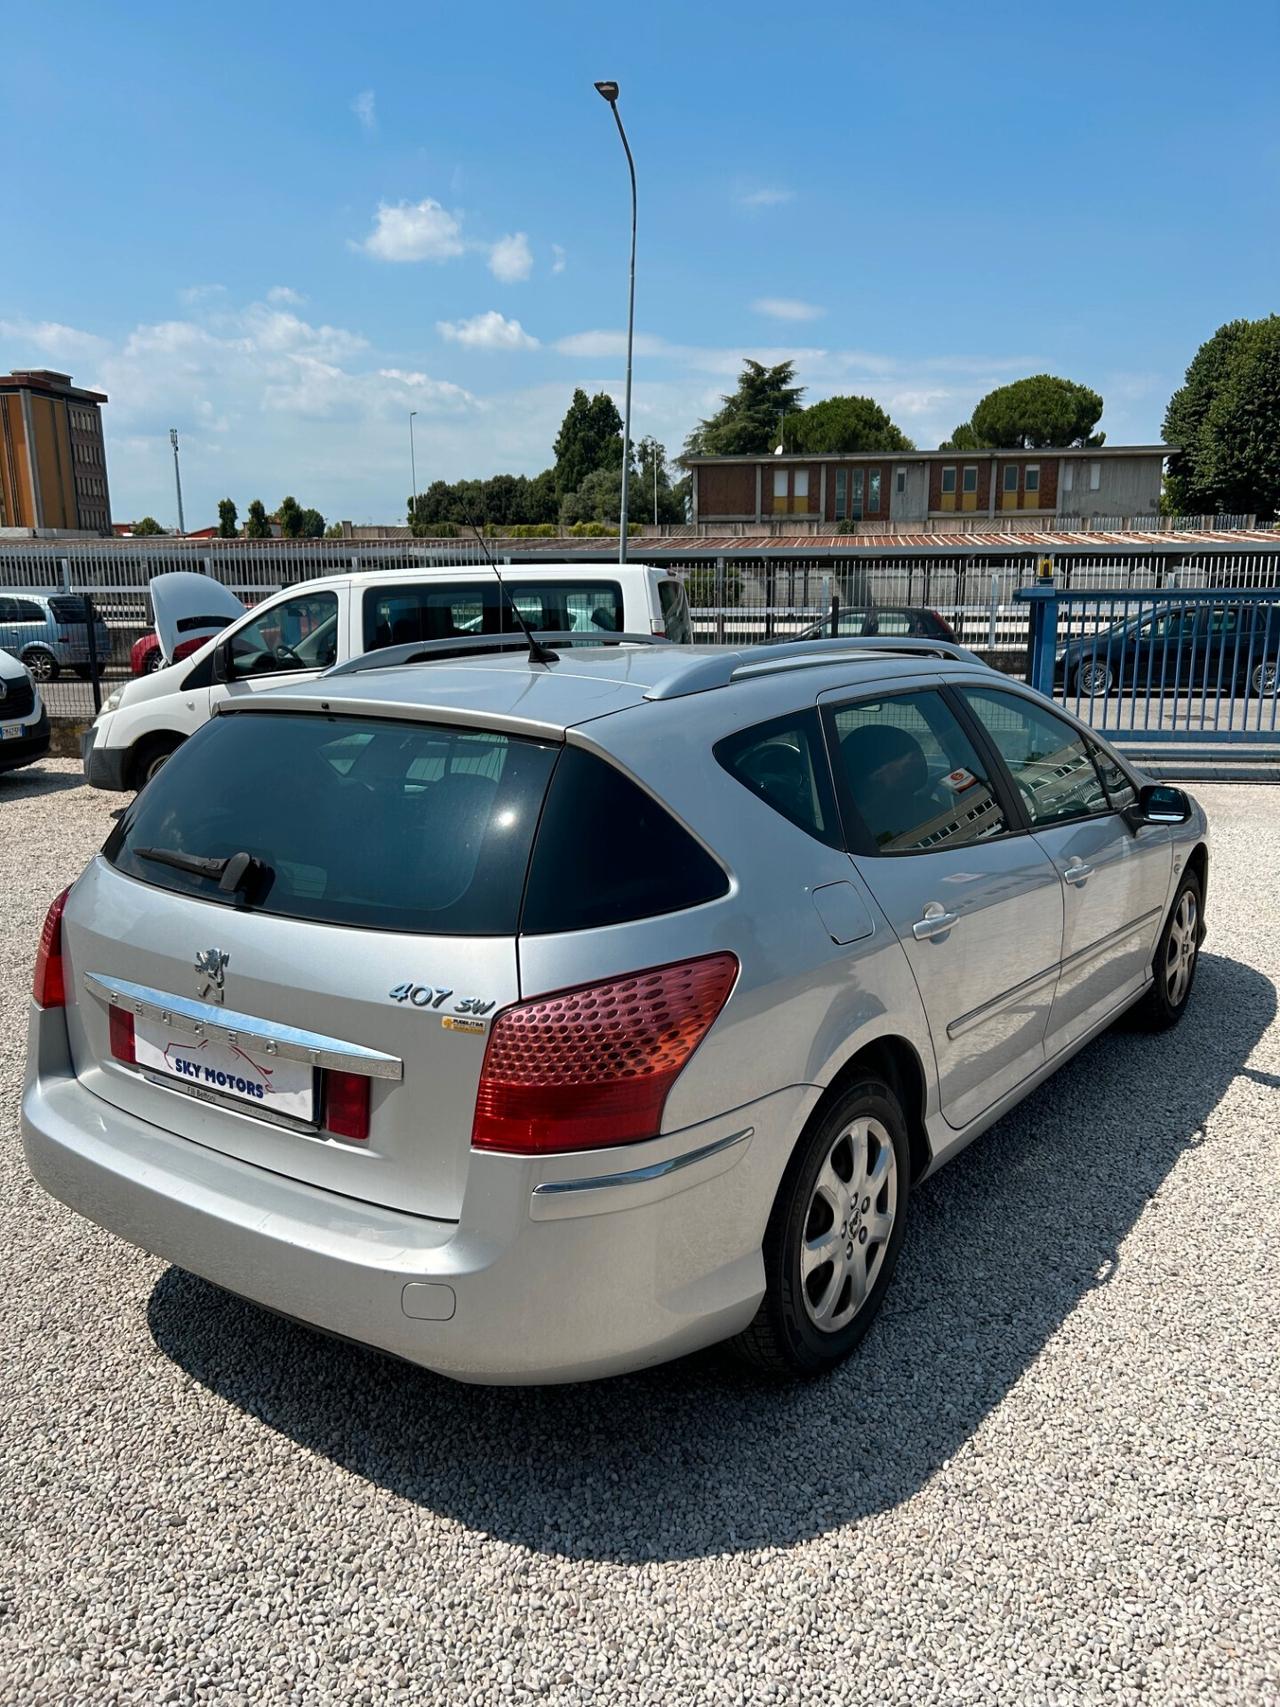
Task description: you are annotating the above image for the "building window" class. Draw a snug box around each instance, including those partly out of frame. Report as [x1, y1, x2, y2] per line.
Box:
[793, 470, 809, 510]
[1089, 461, 1101, 491]
[962, 467, 978, 494]
[868, 470, 881, 511]
[941, 467, 957, 494]
[1024, 465, 1040, 496]
[895, 467, 906, 495]
[1004, 464, 1019, 492]
[835, 469, 847, 520]
[1063, 461, 1074, 492]
[773, 468, 788, 500]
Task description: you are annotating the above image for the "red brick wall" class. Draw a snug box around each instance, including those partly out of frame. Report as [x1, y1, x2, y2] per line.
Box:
[762, 462, 820, 517]
[696, 464, 756, 519]
[995, 458, 1059, 511]
[928, 458, 993, 512]
[825, 463, 891, 522]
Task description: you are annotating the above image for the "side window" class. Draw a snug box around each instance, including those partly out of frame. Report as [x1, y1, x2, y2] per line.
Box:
[961, 689, 1109, 826]
[14, 598, 45, 623]
[715, 709, 840, 848]
[227, 590, 339, 680]
[0, 598, 14, 622]
[522, 747, 728, 933]
[658, 579, 692, 644]
[831, 691, 1008, 853]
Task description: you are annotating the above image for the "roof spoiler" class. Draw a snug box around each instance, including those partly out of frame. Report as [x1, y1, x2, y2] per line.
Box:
[326, 631, 664, 677]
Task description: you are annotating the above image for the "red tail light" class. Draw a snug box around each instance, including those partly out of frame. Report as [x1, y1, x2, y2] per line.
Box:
[33, 887, 71, 1008]
[472, 953, 738, 1155]
[324, 1069, 370, 1141]
[930, 610, 958, 641]
[109, 1006, 137, 1064]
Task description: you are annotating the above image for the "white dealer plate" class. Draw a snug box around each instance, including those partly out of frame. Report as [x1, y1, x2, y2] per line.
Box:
[1, 723, 25, 740]
[134, 1014, 316, 1122]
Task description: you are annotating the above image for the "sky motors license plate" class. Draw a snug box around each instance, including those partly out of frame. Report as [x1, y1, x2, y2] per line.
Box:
[1, 723, 23, 740]
[134, 1015, 316, 1122]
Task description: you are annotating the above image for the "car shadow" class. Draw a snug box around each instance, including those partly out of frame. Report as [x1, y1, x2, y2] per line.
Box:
[148, 949, 1272, 1562]
[0, 765, 85, 800]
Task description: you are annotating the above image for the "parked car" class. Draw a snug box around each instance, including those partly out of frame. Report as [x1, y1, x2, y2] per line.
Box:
[82, 563, 694, 791]
[1055, 599, 1280, 697]
[0, 593, 111, 682]
[24, 633, 1207, 1385]
[795, 605, 958, 643]
[130, 627, 230, 676]
[0, 648, 50, 775]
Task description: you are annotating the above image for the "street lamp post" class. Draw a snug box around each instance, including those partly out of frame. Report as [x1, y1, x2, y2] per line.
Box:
[409, 411, 419, 533]
[169, 427, 186, 536]
[593, 80, 635, 566]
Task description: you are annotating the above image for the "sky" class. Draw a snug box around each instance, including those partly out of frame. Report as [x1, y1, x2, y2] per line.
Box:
[2, 0, 1277, 527]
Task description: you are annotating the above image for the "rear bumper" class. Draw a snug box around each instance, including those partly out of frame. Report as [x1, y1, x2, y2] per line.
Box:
[0, 712, 50, 773]
[81, 723, 130, 791]
[22, 1003, 807, 1384]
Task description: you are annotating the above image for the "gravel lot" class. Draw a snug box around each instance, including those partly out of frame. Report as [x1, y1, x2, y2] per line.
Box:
[2, 759, 1277, 1706]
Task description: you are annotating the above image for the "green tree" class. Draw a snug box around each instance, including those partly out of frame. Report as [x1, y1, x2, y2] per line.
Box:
[553, 388, 624, 496]
[938, 421, 985, 451]
[560, 465, 626, 526]
[298, 507, 325, 538]
[132, 516, 164, 535]
[324, 520, 345, 539]
[790, 395, 914, 454]
[216, 497, 238, 538]
[277, 495, 304, 538]
[635, 436, 685, 523]
[244, 499, 271, 539]
[1164, 316, 1280, 519]
[525, 467, 559, 524]
[684, 360, 805, 457]
[965, 375, 1104, 449]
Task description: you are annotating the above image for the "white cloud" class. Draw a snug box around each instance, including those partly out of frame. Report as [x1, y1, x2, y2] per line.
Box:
[178, 283, 227, 306]
[0, 317, 108, 359]
[753, 297, 824, 322]
[353, 198, 465, 263]
[738, 187, 794, 208]
[436, 311, 538, 351]
[488, 232, 533, 283]
[351, 89, 376, 132]
[554, 330, 676, 360]
[551, 243, 567, 275]
[266, 285, 306, 305]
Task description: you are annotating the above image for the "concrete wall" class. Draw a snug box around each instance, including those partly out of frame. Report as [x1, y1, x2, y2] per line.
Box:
[889, 461, 929, 522]
[1057, 455, 1164, 519]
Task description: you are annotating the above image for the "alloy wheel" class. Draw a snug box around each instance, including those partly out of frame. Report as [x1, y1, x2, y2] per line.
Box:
[1252, 660, 1278, 696]
[22, 649, 54, 682]
[1078, 661, 1113, 695]
[1165, 888, 1198, 1008]
[800, 1116, 898, 1333]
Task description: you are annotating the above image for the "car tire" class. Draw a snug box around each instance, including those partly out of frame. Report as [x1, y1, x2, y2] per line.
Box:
[131, 734, 183, 790]
[73, 664, 99, 681]
[1074, 660, 1114, 696]
[143, 649, 164, 674]
[21, 647, 58, 683]
[1251, 658, 1278, 696]
[734, 1076, 910, 1379]
[1135, 871, 1203, 1031]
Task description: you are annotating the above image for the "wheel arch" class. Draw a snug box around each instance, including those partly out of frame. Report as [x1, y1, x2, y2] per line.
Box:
[127, 729, 184, 790]
[805, 1033, 932, 1185]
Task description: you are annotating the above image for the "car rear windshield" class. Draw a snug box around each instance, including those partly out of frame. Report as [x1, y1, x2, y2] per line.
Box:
[363, 580, 624, 650]
[105, 712, 558, 935]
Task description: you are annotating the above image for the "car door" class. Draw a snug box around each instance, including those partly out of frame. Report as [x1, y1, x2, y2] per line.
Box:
[823, 682, 1064, 1131]
[957, 685, 1171, 1055]
[213, 587, 342, 713]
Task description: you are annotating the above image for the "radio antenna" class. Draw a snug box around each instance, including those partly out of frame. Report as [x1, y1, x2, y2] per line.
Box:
[460, 511, 558, 665]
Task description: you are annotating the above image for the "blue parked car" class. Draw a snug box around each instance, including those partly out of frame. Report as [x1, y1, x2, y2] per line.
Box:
[0, 592, 112, 682]
[1055, 600, 1280, 699]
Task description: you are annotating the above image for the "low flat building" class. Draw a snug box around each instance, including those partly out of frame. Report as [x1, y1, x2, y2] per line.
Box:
[0, 369, 112, 534]
[685, 445, 1169, 529]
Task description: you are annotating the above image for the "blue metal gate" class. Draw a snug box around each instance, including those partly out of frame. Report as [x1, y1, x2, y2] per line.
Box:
[1017, 585, 1280, 743]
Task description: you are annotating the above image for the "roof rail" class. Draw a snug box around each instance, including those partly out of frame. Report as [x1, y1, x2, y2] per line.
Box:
[644, 636, 987, 701]
[326, 631, 664, 677]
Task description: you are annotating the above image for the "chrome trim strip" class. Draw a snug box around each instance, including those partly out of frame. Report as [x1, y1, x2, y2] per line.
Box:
[945, 906, 1164, 1042]
[531, 1127, 753, 1198]
[946, 964, 1060, 1041]
[83, 973, 404, 1081]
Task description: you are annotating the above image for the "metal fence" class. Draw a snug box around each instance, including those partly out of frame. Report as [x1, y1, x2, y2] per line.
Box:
[2, 535, 1278, 723]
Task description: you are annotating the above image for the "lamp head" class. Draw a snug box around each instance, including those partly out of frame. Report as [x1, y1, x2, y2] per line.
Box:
[594, 80, 619, 103]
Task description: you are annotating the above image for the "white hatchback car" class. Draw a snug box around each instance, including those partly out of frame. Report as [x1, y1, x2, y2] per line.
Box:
[82, 562, 692, 791]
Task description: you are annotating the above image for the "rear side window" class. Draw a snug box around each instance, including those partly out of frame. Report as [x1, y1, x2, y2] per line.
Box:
[521, 747, 728, 934]
[48, 596, 91, 623]
[106, 713, 558, 935]
[363, 581, 624, 650]
[715, 710, 840, 847]
[658, 580, 692, 644]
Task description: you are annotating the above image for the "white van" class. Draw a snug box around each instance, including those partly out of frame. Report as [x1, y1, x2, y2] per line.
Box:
[83, 561, 693, 791]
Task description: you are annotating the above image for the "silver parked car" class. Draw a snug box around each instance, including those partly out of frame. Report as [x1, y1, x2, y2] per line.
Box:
[23, 634, 1207, 1384]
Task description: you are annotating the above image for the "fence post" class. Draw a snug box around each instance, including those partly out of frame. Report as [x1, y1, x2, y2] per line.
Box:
[988, 574, 999, 651]
[84, 592, 103, 715]
[1014, 580, 1059, 694]
[715, 557, 726, 644]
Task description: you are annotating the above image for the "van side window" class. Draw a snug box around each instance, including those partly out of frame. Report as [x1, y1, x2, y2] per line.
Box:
[226, 591, 339, 680]
[363, 581, 624, 650]
[715, 710, 841, 847]
[658, 579, 692, 644]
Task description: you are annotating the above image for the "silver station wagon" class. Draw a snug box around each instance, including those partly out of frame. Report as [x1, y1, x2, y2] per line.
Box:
[23, 633, 1207, 1383]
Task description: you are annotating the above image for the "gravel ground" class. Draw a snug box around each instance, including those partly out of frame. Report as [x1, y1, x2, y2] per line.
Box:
[2, 759, 1278, 1707]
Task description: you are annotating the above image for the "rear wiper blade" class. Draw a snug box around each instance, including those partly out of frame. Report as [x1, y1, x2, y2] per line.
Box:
[136, 846, 267, 895]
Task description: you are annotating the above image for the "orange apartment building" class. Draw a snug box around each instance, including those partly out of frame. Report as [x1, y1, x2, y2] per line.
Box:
[0, 369, 112, 534]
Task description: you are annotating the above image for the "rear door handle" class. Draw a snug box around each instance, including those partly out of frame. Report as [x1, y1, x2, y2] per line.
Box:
[912, 904, 959, 941]
[1063, 861, 1095, 886]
